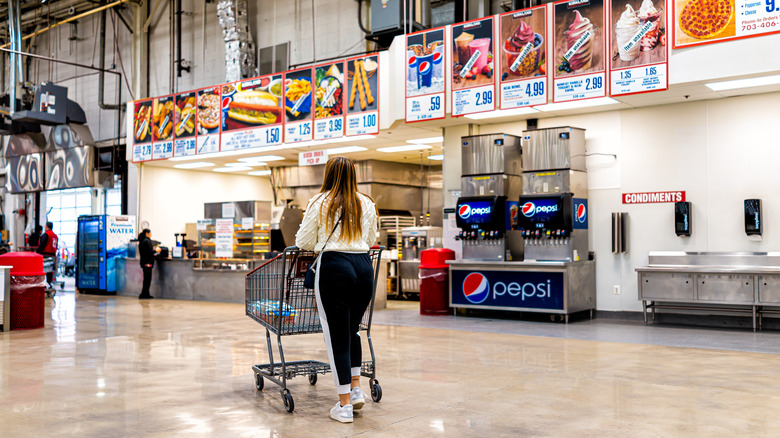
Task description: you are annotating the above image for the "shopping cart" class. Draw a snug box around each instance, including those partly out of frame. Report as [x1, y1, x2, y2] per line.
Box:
[42, 256, 63, 298]
[246, 246, 384, 413]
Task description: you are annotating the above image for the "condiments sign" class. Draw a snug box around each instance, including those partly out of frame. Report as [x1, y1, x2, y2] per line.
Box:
[622, 191, 685, 204]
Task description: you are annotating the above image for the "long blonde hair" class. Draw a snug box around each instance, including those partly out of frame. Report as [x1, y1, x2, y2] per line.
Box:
[318, 157, 370, 243]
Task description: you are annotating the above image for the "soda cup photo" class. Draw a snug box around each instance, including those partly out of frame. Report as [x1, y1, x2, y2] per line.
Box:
[418, 61, 433, 88]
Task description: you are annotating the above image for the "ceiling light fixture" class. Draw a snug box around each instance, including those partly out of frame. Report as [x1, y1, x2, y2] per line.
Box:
[213, 166, 252, 172]
[427, 154, 444, 160]
[238, 155, 286, 163]
[705, 74, 780, 91]
[324, 135, 376, 144]
[327, 146, 368, 154]
[377, 144, 432, 153]
[168, 149, 259, 162]
[406, 136, 444, 144]
[248, 170, 272, 176]
[464, 107, 539, 120]
[173, 162, 214, 169]
[534, 97, 619, 112]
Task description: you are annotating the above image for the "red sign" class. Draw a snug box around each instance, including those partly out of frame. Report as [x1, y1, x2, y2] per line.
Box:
[622, 191, 685, 204]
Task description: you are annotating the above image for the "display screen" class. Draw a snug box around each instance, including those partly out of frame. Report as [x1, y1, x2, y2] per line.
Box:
[517, 194, 572, 232]
[455, 196, 506, 231]
[457, 200, 494, 228]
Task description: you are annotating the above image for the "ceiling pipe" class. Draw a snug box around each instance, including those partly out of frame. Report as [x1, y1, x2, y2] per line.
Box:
[0, 0, 135, 49]
[99, 8, 121, 111]
[7, 0, 21, 114]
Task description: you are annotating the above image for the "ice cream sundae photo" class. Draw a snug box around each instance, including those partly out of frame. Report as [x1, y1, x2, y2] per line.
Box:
[610, 0, 666, 68]
[553, 1, 604, 77]
[500, 11, 546, 80]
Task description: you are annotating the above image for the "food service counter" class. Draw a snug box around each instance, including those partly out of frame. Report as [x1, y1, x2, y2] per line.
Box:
[117, 258, 387, 308]
[447, 259, 596, 322]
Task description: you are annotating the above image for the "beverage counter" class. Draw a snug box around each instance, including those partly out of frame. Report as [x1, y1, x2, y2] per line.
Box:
[117, 257, 388, 308]
[448, 259, 596, 322]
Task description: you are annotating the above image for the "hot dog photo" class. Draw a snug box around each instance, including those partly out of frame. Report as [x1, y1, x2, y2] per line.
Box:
[222, 74, 283, 131]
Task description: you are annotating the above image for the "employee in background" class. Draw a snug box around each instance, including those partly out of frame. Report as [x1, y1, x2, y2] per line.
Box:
[138, 229, 160, 300]
[295, 157, 378, 424]
[28, 225, 43, 248]
[37, 222, 59, 284]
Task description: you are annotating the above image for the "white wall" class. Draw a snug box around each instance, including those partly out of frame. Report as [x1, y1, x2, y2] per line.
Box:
[442, 91, 780, 312]
[137, 166, 273, 248]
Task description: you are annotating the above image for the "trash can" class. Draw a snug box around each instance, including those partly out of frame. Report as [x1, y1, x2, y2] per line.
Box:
[419, 248, 455, 316]
[0, 252, 47, 330]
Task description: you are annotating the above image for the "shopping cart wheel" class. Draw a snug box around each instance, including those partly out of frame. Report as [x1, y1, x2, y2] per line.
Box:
[370, 381, 382, 402]
[282, 390, 294, 413]
[308, 374, 317, 385]
[255, 374, 264, 391]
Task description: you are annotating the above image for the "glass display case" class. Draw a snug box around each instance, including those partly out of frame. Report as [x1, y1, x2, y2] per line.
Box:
[194, 220, 271, 270]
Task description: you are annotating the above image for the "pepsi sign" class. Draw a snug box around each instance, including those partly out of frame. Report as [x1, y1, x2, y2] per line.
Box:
[573, 198, 588, 229]
[451, 269, 564, 310]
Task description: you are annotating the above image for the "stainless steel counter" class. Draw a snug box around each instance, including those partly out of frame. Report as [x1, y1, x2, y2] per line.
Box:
[447, 259, 596, 322]
[636, 252, 780, 331]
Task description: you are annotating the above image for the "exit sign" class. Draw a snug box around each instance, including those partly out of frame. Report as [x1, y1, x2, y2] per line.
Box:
[299, 150, 328, 166]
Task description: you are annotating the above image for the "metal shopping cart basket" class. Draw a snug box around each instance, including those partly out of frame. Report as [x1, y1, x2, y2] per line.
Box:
[246, 246, 384, 413]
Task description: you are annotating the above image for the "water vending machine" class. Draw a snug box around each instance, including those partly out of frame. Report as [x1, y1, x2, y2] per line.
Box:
[76, 215, 136, 294]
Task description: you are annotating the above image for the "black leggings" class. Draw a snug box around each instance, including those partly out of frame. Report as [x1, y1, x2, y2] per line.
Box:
[140, 266, 153, 297]
[314, 252, 374, 394]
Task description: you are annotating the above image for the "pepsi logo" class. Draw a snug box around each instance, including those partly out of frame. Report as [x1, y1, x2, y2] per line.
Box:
[522, 202, 535, 217]
[222, 96, 231, 109]
[432, 52, 443, 64]
[408, 56, 417, 67]
[418, 61, 431, 74]
[576, 203, 586, 223]
[458, 204, 471, 219]
[463, 272, 489, 304]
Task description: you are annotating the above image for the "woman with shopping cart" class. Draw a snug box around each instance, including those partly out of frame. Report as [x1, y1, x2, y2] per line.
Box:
[295, 156, 378, 424]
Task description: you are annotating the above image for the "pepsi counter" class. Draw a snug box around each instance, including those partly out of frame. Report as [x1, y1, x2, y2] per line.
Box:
[450, 193, 596, 321]
[448, 259, 596, 321]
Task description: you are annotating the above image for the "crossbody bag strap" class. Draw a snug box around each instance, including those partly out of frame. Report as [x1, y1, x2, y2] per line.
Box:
[312, 214, 342, 266]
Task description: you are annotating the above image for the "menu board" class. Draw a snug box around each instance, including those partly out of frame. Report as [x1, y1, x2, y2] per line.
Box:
[609, 0, 668, 96]
[173, 91, 197, 157]
[221, 74, 284, 151]
[498, 6, 548, 109]
[552, 0, 607, 102]
[673, 0, 780, 48]
[345, 55, 379, 136]
[313, 62, 346, 140]
[283, 68, 315, 143]
[196, 86, 221, 154]
[451, 17, 496, 116]
[131, 99, 152, 162]
[129, 52, 380, 161]
[405, 27, 446, 122]
[151, 95, 174, 159]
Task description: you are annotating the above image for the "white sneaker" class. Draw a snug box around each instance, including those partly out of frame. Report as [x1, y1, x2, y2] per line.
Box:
[330, 402, 353, 423]
[350, 387, 366, 410]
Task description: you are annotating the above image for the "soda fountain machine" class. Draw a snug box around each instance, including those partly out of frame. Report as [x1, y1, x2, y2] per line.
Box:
[454, 133, 523, 261]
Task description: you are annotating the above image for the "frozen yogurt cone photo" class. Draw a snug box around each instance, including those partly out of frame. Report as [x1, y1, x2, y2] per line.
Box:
[564, 10, 596, 72]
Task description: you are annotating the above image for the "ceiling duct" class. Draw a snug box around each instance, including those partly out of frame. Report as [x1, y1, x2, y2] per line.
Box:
[217, 0, 257, 82]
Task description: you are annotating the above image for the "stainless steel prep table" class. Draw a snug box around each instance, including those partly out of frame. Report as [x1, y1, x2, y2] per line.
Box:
[636, 252, 780, 330]
[447, 259, 596, 322]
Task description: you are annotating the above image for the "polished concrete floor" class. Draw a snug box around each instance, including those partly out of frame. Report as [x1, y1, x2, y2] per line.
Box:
[3, 288, 780, 437]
